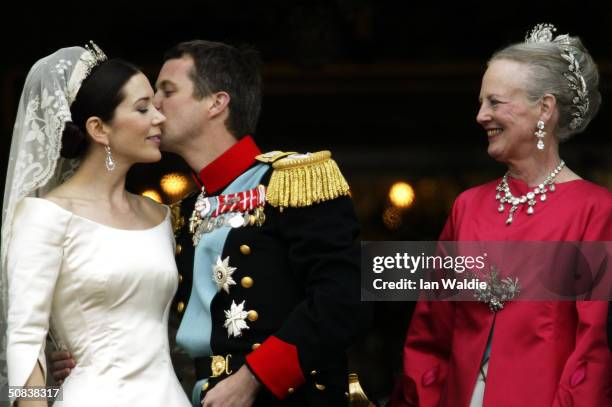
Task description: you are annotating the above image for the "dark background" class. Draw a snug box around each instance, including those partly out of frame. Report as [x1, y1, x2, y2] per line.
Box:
[2, 1, 611, 404]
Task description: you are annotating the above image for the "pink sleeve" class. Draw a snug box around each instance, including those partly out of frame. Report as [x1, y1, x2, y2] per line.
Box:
[552, 301, 611, 406]
[554, 195, 612, 405]
[390, 197, 461, 406]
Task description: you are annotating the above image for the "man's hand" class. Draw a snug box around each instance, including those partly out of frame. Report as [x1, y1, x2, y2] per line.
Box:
[202, 365, 261, 407]
[50, 351, 75, 384]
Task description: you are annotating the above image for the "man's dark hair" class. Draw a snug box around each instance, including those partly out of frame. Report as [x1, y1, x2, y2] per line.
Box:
[164, 40, 262, 139]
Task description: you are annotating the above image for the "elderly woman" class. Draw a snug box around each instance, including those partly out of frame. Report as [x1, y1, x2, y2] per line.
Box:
[392, 24, 611, 407]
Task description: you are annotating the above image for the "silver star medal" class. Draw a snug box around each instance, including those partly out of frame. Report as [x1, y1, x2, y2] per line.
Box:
[224, 300, 249, 337]
[212, 256, 237, 293]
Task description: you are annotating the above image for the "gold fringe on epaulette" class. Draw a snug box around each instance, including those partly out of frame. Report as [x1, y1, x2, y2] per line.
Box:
[266, 151, 351, 210]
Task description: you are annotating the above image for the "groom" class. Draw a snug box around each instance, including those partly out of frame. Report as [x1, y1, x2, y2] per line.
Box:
[53, 40, 371, 407]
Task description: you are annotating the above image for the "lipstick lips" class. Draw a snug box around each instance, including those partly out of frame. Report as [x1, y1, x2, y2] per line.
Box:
[146, 134, 161, 144]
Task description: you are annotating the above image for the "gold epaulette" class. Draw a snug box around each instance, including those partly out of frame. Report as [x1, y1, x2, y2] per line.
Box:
[255, 150, 297, 163]
[258, 150, 351, 211]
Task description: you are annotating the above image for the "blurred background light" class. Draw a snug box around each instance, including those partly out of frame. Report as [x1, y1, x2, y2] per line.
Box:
[388, 181, 415, 208]
[160, 172, 190, 201]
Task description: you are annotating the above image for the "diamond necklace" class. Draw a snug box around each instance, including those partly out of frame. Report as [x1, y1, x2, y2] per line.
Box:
[495, 161, 565, 225]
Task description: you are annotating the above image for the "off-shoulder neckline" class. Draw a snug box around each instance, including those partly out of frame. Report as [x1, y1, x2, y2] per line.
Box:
[23, 197, 170, 232]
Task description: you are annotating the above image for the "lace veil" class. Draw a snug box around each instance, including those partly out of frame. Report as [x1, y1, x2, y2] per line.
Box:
[0, 45, 102, 390]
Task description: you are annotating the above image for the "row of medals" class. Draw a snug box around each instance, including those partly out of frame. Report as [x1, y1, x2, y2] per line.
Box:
[190, 195, 266, 246]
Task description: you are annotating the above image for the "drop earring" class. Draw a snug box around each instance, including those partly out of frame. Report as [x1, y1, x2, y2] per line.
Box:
[535, 120, 545, 150]
[105, 145, 116, 171]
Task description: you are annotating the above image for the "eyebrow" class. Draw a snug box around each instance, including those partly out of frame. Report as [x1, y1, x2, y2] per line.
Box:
[156, 79, 175, 89]
[479, 93, 503, 102]
[133, 96, 151, 105]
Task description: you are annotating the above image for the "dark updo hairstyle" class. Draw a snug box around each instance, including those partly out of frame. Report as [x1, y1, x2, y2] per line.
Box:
[60, 59, 141, 158]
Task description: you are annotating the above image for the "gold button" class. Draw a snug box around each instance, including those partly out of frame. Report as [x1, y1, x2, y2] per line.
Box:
[315, 383, 326, 391]
[251, 343, 261, 350]
[175, 244, 182, 255]
[288, 388, 294, 394]
[177, 301, 185, 313]
[240, 245, 251, 255]
[202, 381, 209, 391]
[310, 370, 317, 376]
[178, 274, 183, 284]
[247, 310, 258, 321]
[241, 276, 254, 288]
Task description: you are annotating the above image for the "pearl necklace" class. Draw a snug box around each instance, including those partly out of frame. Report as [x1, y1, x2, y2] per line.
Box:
[495, 161, 565, 225]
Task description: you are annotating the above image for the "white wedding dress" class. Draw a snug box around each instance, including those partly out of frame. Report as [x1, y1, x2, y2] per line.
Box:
[7, 197, 191, 406]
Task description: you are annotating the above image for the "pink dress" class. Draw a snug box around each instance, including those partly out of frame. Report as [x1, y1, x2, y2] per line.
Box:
[393, 179, 612, 407]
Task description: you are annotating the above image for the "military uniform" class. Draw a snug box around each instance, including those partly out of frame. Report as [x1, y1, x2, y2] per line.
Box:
[170, 136, 372, 406]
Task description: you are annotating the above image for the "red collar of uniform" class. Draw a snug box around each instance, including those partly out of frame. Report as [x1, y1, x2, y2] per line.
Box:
[192, 135, 261, 194]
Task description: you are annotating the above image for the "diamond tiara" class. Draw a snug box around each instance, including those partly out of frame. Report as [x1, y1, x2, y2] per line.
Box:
[525, 23, 589, 130]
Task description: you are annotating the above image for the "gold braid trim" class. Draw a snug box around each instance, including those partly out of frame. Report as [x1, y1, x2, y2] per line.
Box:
[168, 201, 185, 237]
[168, 191, 196, 237]
[266, 151, 350, 210]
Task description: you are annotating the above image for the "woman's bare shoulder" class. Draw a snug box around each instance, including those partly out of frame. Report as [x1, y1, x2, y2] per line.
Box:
[131, 193, 168, 222]
[42, 185, 77, 212]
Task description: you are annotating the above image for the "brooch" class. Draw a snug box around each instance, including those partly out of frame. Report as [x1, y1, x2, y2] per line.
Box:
[473, 266, 521, 312]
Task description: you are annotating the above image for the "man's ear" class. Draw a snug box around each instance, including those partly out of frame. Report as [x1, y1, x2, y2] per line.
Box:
[85, 117, 111, 145]
[208, 91, 230, 118]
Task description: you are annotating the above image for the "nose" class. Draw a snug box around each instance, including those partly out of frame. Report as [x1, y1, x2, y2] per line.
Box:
[152, 107, 166, 126]
[153, 91, 162, 111]
[476, 102, 490, 126]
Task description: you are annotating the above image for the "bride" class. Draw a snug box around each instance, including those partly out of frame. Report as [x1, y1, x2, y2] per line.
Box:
[1, 43, 190, 406]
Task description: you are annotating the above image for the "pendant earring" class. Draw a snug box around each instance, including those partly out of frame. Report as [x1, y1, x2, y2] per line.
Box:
[105, 145, 116, 172]
[535, 120, 545, 150]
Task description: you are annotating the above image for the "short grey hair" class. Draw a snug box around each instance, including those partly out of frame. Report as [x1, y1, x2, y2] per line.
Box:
[489, 36, 601, 142]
